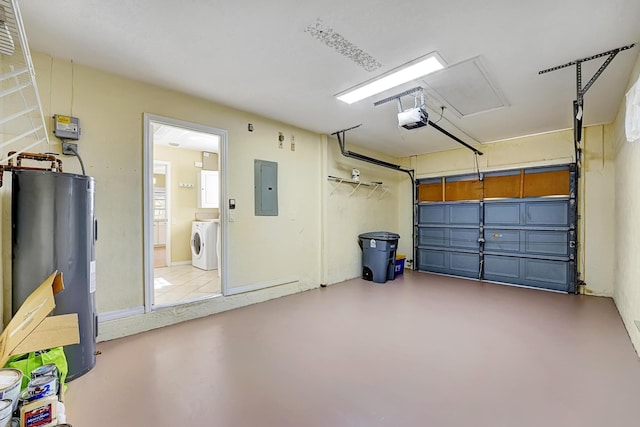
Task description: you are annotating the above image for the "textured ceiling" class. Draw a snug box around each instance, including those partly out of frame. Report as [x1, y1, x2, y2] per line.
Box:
[18, 0, 640, 157]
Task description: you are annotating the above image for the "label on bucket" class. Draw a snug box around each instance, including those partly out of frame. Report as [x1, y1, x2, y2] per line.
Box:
[370, 239, 376, 248]
[21, 396, 57, 427]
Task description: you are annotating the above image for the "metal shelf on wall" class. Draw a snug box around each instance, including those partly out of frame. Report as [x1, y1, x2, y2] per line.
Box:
[0, 0, 50, 163]
[327, 175, 390, 199]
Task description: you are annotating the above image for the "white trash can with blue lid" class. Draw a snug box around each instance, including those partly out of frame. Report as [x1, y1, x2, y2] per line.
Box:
[358, 232, 400, 283]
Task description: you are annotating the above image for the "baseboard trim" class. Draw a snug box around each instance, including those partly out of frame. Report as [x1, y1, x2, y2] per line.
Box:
[225, 277, 299, 296]
[98, 306, 145, 323]
[171, 261, 192, 266]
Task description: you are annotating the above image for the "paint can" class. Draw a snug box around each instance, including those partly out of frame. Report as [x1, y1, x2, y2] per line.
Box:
[0, 369, 23, 411]
[0, 399, 13, 426]
[30, 364, 58, 380]
[24, 375, 58, 401]
[351, 168, 360, 182]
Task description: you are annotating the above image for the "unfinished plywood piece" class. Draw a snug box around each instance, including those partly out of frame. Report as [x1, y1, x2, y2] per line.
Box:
[445, 179, 483, 201]
[524, 170, 570, 197]
[418, 183, 443, 202]
[483, 174, 521, 199]
[418, 166, 571, 203]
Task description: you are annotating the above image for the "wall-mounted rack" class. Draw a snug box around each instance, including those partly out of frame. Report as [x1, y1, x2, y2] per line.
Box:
[0, 0, 50, 163]
[327, 175, 389, 199]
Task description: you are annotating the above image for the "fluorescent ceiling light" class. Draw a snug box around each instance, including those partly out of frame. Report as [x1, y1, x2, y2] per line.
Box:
[337, 53, 445, 104]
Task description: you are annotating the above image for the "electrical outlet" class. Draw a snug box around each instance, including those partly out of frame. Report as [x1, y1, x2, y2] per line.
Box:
[290, 135, 295, 151]
[61, 141, 78, 155]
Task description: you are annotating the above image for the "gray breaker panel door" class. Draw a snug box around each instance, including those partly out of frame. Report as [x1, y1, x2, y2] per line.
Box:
[417, 202, 481, 279]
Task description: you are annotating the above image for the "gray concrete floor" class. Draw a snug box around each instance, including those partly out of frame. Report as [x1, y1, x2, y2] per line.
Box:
[66, 271, 640, 426]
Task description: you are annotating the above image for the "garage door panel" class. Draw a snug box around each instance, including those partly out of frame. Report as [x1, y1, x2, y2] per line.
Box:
[484, 229, 520, 252]
[450, 228, 479, 250]
[449, 204, 480, 224]
[485, 203, 520, 225]
[419, 227, 446, 247]
[483, 255, 520, 280]
[524, 258, 569, 287]
[484, 255, 572, 292]
[525, 201, 568, 226]
[418, 227, 479, 249]
[419, 203, 480, 225]
[450, 252, 480, 276]
[486, 199, 570, 227]
[418, 249, 446, 271]
[417, 249, 479, 278]
[419, 204, 446, 224]
[524, 231, 569, 256]
[485, 229, 569, 257]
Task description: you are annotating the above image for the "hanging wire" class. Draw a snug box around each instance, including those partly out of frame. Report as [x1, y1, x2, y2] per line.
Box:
[433, 106, 445, 124]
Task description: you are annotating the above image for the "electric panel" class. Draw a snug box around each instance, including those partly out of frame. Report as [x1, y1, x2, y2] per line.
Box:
[53, 114, 81, 140]
[254, 160, 278, 216]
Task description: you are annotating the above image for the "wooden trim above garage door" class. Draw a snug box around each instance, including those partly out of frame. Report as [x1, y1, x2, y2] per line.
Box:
[418, 168, 570, 202]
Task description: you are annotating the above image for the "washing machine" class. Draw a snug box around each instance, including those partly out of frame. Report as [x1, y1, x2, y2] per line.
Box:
[191, 220, 218, 270]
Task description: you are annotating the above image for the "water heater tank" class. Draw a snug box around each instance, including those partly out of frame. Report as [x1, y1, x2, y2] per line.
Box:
[12, 170, 97, 381]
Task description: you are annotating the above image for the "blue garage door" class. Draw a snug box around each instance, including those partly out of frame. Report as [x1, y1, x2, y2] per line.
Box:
[417, 202, 481, 279]
[483, 198, 576, 292]
[416, 165, 577, 292]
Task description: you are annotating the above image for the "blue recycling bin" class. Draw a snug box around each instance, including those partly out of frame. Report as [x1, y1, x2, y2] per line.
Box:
[358, 232, 400, 283]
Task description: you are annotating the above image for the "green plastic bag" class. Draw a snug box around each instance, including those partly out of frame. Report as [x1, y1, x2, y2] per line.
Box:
[4, 347, 68, 391]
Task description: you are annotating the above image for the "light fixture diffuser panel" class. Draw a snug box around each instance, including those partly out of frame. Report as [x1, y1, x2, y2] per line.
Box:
[422, 57, 509, 118]
[336, 52, 445, 104]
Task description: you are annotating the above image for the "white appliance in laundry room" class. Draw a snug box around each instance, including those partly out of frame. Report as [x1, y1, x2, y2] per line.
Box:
[191, 220, 219, 270]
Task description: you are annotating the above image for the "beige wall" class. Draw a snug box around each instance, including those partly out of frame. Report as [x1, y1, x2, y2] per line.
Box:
[407, 125, 615, 296]
[2, 52, 398, 339]
[612, 51, 640, 356]
[225, 117, 322, 291]
[1, 52, 328, 338]
[323, 138, 406, 284]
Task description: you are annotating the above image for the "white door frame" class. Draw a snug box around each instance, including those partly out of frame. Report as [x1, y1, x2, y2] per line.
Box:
[153, 160, 172, 268]
[143, 113, 228, 313]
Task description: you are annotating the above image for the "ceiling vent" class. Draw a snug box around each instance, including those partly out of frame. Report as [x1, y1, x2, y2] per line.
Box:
[423, 56, 509, 118]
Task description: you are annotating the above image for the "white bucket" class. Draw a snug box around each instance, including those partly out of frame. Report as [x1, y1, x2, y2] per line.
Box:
[0, 369, 23, 412]
[0, 399, 12, 427]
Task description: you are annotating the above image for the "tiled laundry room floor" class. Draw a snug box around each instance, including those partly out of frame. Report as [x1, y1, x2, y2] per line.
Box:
[153, 264, 220, 305]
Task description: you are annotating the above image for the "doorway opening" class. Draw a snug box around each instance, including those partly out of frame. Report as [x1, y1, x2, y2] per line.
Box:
[143, 114, 228, 310]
